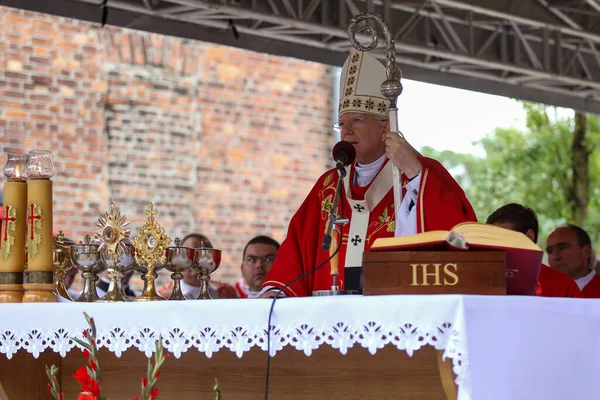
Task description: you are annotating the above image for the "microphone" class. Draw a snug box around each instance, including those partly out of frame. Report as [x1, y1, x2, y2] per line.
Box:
[322, 141, 355, 251]
[332, 141, 356, 177]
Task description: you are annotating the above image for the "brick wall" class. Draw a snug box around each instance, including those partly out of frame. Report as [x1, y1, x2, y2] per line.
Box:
[0, 6, 335, 284]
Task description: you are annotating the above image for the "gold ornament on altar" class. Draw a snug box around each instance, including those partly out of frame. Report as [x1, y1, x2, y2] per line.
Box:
[96, 200, 134, 302]
[1, 205, 17, 261]
[97, 200, 131, 259]
[133, 202, 171, 301]
[27, 203, 43, 261]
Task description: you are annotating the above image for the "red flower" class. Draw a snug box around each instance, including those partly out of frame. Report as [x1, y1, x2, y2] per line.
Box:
[155, 372, 161, 379]
[77, 393, 96, 400]
[133, 397, 139, 400]
[47, 383, 52, 391]
[82, 349, 90, 360]
[142, 377, 147, 387]
[83, 330, 88, 338]
[150, 388, 159, 399]
[73, 367, 91, 386]
[59, 394, 63, 400]
[90, 360, 97, 371]
[73, 367, 100, 398]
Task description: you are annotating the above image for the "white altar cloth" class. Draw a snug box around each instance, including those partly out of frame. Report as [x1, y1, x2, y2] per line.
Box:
[1, 295, 600, 400]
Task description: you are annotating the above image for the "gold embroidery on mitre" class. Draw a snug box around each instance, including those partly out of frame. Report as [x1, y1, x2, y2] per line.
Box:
[1, 205, 17, 261]
[27, 203, 43, 260]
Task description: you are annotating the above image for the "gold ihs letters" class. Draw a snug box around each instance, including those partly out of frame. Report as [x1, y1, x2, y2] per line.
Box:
[410, 263, 459, 286]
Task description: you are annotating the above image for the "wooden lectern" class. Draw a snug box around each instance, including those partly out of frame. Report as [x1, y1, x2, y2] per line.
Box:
[363, 250, 507, 295]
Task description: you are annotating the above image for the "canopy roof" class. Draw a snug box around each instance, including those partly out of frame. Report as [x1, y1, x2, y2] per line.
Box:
[6, 0, 600, 113]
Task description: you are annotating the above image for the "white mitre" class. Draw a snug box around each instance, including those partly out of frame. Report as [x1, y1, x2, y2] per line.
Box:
[338, 51, 402, 118]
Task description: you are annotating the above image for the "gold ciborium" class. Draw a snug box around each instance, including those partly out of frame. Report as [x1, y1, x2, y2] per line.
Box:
[53, 231, 75, 301]
[163, 238, 195, 300]
[133, 202, 171, 302]
[70, 235, 105, 302]
[96, 200, 133, 302]
[192, 243, 222, 300]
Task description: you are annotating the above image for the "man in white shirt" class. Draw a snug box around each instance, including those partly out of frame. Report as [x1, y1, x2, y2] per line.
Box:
[546, 224, 600, 297]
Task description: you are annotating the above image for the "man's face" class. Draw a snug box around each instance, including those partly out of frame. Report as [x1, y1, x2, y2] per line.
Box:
[546, 227, 591, 279]
[338, 112, 387, 165]
[242, 243, 278, 292]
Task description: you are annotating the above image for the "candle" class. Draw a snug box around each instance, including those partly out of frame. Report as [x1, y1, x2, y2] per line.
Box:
[23, 150, 56, 302]
[0, 153, 29, 302]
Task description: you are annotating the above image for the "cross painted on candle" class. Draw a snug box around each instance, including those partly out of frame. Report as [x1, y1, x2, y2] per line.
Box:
[27, 203, 43, 260]
[2, 205, 16, 242]
[1, 205, 17, 261]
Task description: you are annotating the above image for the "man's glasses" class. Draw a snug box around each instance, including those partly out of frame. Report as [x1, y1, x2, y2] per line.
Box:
[333, 116, 388, 134]
[244, 255, 276, 264]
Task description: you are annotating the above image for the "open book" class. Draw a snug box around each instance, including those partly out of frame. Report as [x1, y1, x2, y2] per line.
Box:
[370, 222, 543, 295]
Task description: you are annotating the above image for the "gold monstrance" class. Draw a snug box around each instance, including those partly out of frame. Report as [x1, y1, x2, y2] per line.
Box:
[133, 202, 171, 302]
[97, 200, 132, 302]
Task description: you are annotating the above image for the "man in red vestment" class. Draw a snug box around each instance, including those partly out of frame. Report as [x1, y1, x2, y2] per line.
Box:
[260, 51, 477, 298]
[486, 204, 582, 298]
[546, 224, 600, 298]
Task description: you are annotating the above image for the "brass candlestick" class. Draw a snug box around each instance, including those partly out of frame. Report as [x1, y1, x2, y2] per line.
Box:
[96, 200, 133, 302]
[133, 202, 171, 302]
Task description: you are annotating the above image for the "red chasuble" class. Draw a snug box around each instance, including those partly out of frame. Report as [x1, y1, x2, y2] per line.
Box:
[263, 156, 477, 297]
[535, 264, 582, 298]
[581, 274, 600, 298]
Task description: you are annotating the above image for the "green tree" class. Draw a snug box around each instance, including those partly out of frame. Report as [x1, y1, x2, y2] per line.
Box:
[420, 103, 600, 247]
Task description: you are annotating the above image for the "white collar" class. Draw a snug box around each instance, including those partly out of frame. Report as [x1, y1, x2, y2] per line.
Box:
[354, 154, 386, 187]
[575, 270, 597, 291]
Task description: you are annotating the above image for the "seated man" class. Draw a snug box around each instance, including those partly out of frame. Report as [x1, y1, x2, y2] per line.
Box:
[486, 204, 581, 298]
[235, 236, 280, 298]
[261, 50, 476, 298]
[546, 224, 600, 298]
[158, 233, 237, 299]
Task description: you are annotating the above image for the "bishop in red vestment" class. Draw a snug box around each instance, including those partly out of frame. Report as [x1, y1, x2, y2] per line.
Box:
[261, 51, 477, 297]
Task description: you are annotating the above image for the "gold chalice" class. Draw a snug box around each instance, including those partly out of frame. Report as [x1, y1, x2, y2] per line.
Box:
[164, 238, 195, 300]
[192, 243, 222, 300]
[70, 235, 106, 302]
[53, 231, 75, 301]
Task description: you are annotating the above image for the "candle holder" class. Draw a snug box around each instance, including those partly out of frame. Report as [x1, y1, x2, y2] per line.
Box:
[192, 242, 222, 300]
[23, 150, 56, 303]
[133, 202, 171, 302]
[53, 231, 75, 301]
[96, 200, 134, 302]
[0, 153, 28, 303]
[70, 235, 105, 302]
[163, 238, 195, 300]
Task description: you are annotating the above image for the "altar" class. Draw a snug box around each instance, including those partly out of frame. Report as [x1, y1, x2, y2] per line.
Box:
[1, 295, 600, 400]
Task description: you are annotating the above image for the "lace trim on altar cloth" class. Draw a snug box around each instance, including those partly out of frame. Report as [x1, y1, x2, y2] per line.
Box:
[0, 321, 471, 395]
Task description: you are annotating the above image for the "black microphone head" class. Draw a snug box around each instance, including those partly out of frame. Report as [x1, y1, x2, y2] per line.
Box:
[332, 141, 356, 166]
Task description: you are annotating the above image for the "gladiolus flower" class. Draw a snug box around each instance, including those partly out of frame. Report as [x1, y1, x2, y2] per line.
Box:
[77, 393, 96, 400]
[82, 349, 90, 360]
[83, 330, 88, 338]
[155, 372, 162, 379]
[59, 393, 63, 400]
[142, 377, 147, 387]
[73, 367, 91, 385]
[90, 360, 97, 371]
[150, 388, 159, 399]
[133, 397, 139, 400]
[47, 383, 52, 391]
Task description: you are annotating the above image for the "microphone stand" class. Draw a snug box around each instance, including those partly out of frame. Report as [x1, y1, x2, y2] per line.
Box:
[313, 165, 354, 297]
